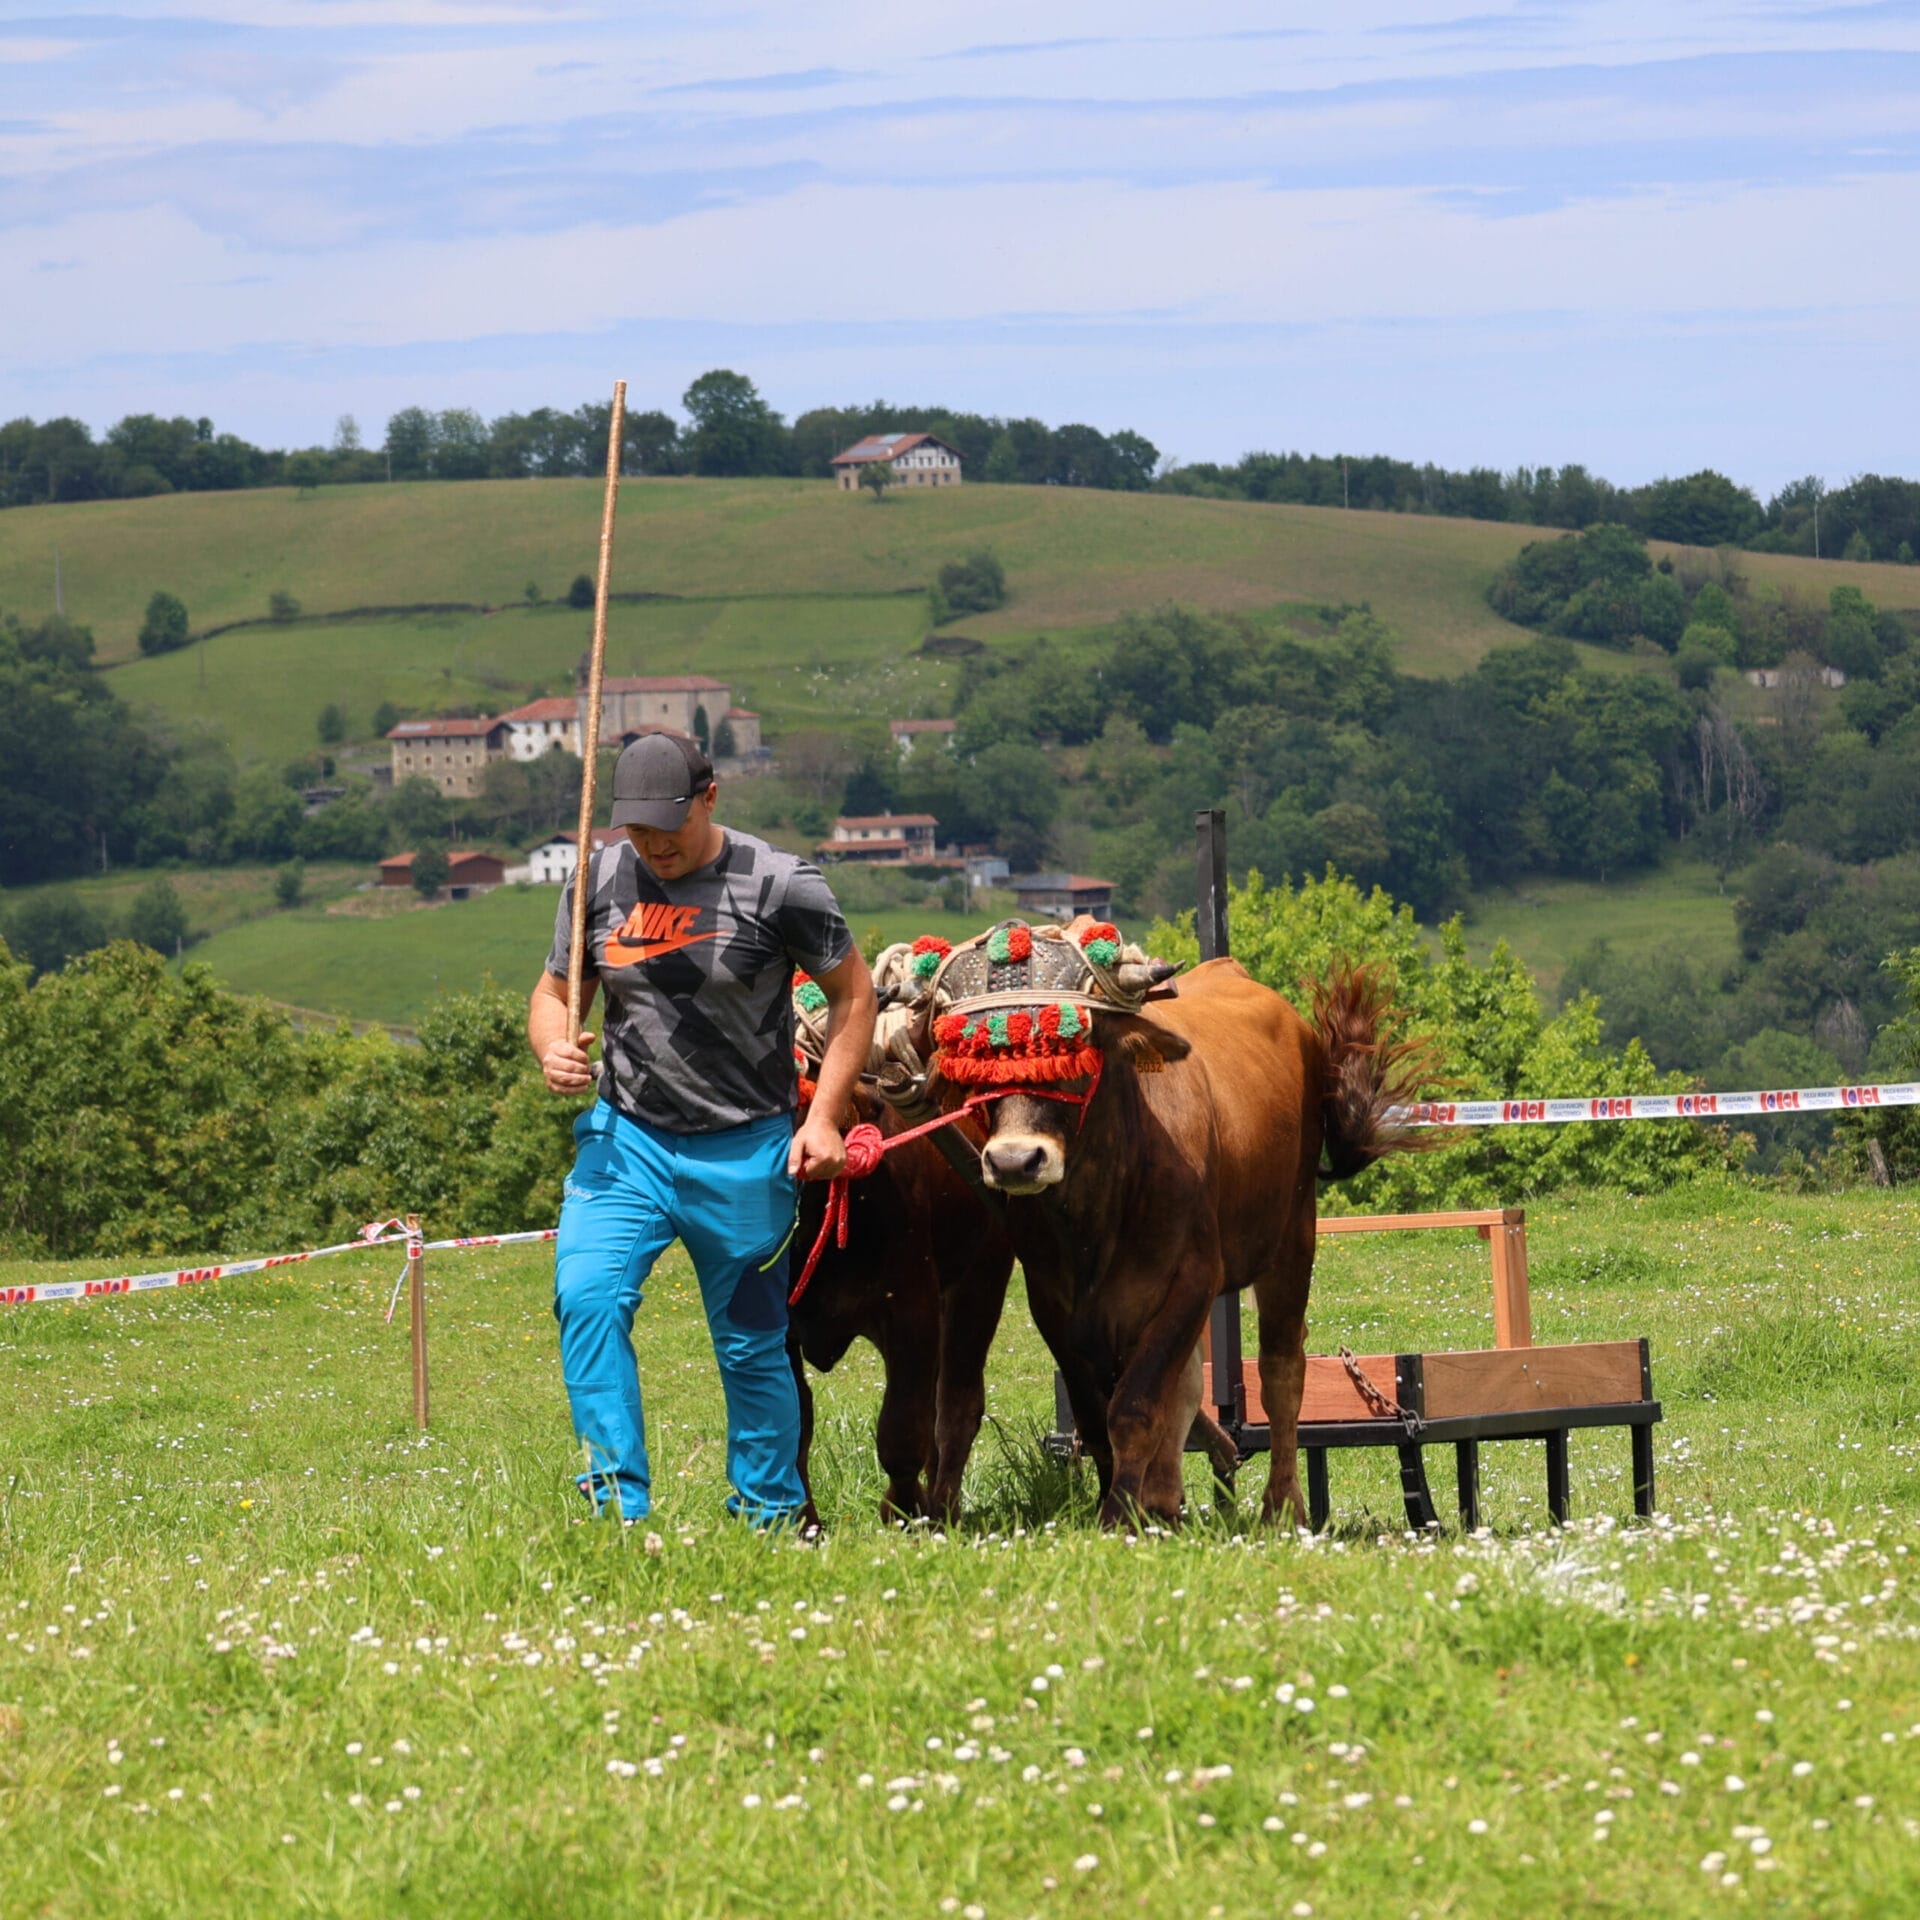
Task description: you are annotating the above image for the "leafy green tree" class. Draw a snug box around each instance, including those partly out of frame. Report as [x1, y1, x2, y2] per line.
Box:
[383, 408, 435, 479]
[124, 877, 188, 954]
[858, 460, 895, 504]
[1146, 870, 1735, 1207]
[0, 943, 304, 1255]
[1679, 620, 1737, 666]
[984, 432, 1020, 484]
[1, 895, 111, 977]
[230, 768, 303, 860]
[1637, 572, 1686, 649]
[269, 589, 301, 622]
[681, 369, 789, 477]
[432, 408, 490, 480]
[294, 793, 387, 862]
[284, 450, 330, 492]
[410, 845, 449, 897]
[568, 574, 595, 609]
[1825, 586, 1884, 679]
[713, 716, 737, 757]
[962, 741, 1059, 872]
[935, 550, 1006, 615]
[389, 775, 451, 848]
[274, 860, 305, 908]
[524, 581, 543, 606]
[137, 590, 190, 656]
[317, 702, 348, 744]
[371, 700, 401, 738]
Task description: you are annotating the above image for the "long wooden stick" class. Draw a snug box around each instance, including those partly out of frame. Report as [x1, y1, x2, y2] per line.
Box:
[567, 379, 628, 1044]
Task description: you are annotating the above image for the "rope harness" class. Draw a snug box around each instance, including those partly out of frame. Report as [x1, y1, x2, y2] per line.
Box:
[788, 1062, 1103, 1306]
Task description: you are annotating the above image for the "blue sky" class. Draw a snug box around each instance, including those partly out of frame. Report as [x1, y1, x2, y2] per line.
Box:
[3, 2, 1918, 493]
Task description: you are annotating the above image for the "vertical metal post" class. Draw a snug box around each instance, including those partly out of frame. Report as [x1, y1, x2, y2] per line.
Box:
[407, 1212, 429, 1431]
[1195, 808, 1228, 965]
[1196, 809, 1245, 1436]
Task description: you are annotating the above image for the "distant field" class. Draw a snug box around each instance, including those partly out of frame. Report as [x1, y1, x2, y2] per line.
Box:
[0, 861, 366, 941]
[5, 477, 1916, 685]
[172, 857, 1740, 1033]
[1461, 862, 1740, 1000]
[114, 594, 948, 765]
[187, 886, 1012, 1029]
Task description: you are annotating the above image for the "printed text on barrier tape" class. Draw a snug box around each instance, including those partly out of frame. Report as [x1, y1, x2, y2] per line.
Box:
[14, 1076, 1920, 1310]
[1403, 1080, 1920, 1128]
[0, 1228, 558, 1310]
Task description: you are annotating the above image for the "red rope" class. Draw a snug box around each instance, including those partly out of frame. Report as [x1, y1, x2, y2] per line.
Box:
[788, 1055, 1103, 1306]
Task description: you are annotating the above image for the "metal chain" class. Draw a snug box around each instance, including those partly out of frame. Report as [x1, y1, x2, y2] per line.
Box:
[1338, 1345, 1420, 1440]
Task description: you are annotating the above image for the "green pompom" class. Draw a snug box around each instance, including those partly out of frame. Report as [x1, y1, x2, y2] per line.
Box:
[795, 981, 828, 1013]
[986, 927, 1013, 965]
[913, 950, 942, 980]
[986, 1011, 1011, 1048]
[1085, 937, 1120, 968]
[1056, 1003, 1085, 1041]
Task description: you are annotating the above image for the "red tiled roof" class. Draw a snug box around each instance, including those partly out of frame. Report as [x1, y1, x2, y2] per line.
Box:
[833, 813, 938, 830]
[724, 706, 759, 719]
[830, 432, 964, 467]
[602, 674, 729, 693]
[379, 848, 505, 871]
[499, 697, 579, 724]
[386, 717, 500, 739]
[532, 827, 622, 850]
[889, 718, 956, 733]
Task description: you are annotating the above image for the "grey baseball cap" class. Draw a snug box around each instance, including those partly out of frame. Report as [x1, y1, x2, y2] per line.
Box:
[609, 733, 715, 831]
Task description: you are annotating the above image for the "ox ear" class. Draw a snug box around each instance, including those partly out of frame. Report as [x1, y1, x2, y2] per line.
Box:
[1109, 1018, 1190, 1074]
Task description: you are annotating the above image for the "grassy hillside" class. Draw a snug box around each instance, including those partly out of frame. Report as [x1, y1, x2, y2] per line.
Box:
[10, 476, 1914, 680]
[0, 861, 367, 940]
[1461, 862, 1740, 1000]
[113, 595, 950, 767]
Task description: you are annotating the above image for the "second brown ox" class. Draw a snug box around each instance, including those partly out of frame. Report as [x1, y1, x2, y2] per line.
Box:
[927, 956, 1431, 1528]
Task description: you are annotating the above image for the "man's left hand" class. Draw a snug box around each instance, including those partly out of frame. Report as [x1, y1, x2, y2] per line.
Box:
[789, 1110, 847, 1182]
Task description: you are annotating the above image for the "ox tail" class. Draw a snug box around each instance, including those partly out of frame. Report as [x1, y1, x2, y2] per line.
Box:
[1310, 961, 1447, 1184]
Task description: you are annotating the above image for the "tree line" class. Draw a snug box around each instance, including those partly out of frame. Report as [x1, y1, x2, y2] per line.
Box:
[10, 375, 1917, 562]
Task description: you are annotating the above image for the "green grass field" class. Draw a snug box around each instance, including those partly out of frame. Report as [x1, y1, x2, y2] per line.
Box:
[3, 1183, 1917, 1915]
[185, 885, 1000, 1029]
[1461, 862, 1741, 1001]
[112, 595, 951, 768]
[0, 862, 367, 944]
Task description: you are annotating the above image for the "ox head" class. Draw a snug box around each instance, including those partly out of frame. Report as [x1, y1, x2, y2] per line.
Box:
[923, 919, 1182, 1194]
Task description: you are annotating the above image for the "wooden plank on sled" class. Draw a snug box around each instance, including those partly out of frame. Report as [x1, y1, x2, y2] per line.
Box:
[1203, 1353, 1405, 1426]
[1419, 1340, 1644, 1420]
[1205, 1340, 1647, 1427]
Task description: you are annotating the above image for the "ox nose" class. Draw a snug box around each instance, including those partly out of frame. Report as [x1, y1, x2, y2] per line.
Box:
[981, 1137, 1062, 1193]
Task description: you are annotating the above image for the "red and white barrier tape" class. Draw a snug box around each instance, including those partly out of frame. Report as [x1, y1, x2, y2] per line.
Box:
[11, 1076, 1919, 1311]
[1405, 1080, 1920, 1128]
[0, 1226, 558, 1311]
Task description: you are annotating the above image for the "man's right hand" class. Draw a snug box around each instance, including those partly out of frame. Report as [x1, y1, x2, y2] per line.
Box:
[541, 1030, 598, 1095]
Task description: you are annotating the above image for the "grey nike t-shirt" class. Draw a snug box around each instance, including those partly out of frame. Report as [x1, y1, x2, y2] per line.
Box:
[546, 829, 854, 1134]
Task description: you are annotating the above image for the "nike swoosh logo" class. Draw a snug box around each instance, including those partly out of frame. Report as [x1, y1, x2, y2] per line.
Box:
[605, 927, 721, 965]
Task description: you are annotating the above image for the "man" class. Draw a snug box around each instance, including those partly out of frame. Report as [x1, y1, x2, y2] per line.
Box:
[528, 731, 875, 1528]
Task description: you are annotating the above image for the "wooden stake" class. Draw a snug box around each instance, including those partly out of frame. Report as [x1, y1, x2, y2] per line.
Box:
[567, 379, 629, 1044]
[406, 1212, 429, 1430]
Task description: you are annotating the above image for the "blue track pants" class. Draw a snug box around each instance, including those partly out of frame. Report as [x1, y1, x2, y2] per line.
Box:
[553, 1100, 804, 1526]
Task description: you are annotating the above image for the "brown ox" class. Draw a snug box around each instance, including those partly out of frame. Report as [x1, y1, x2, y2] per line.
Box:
[787, 1090, 1014, 1522]
[934, 957, 1428, 1528]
